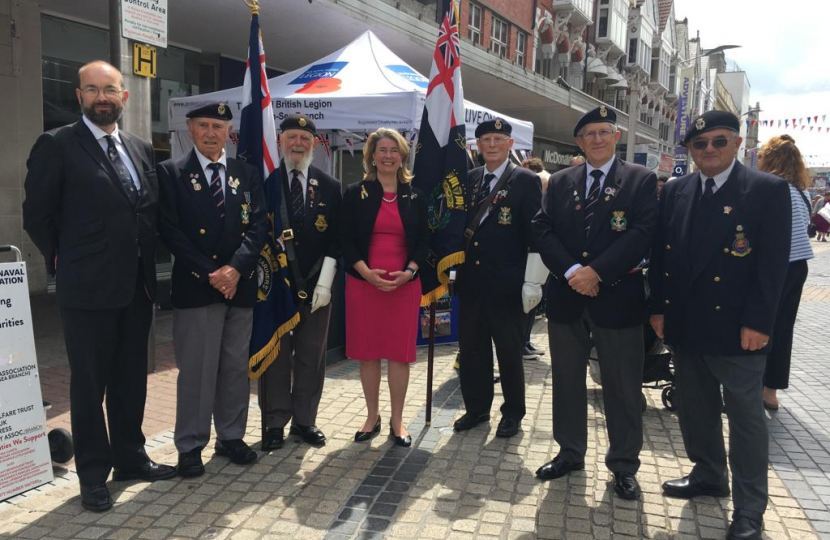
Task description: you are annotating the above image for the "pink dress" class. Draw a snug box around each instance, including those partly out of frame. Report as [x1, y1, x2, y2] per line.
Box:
[346, 195, 421, 363]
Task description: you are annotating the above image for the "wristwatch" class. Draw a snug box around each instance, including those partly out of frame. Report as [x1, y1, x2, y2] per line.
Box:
[405, 266, 419, 280]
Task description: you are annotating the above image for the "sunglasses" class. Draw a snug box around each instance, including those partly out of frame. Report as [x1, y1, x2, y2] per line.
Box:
[691, 136, 732, 150]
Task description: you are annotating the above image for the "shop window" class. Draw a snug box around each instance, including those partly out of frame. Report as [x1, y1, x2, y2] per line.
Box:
[516, 31, 526, 66]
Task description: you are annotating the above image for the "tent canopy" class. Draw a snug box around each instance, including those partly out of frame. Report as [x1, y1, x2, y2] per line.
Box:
[168, 30, 533, 149]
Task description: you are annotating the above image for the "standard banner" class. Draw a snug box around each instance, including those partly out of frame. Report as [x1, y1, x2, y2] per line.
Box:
[0, 261, 53, 502]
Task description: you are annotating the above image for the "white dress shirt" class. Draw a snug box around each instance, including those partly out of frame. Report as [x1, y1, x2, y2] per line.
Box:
[564, 157, 616, 279]
[83, 115, 141, 192]
[286, 164, 310, 204]
[195, 148, 228, 194]
[699, 158, 737, 195]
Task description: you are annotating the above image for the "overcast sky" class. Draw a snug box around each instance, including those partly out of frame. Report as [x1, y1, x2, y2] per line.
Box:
[675, 0, 829, 165]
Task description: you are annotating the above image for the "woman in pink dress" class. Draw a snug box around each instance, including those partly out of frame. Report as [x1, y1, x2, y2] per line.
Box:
[341, 128, 430, 447]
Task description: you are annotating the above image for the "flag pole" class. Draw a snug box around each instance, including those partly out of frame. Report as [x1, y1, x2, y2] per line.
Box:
[426, 302, 436, 426]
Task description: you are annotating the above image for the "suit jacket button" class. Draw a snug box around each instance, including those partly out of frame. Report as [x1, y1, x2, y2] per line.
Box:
[715, 305, 722, 311]
[474, 241, 479, 247]
[664, 299, 670, 305]
[714, 276, 721, 282]
[723, 247, 729, 254]
[212, 255, 218, 260]
[475, 260, 480, 266]
[241, 232, 245, 237]
[665, 244, 671, 250]
[199, 228, 206, 235]
[664, 272, 669, 277]
[582, 251, 589, 258]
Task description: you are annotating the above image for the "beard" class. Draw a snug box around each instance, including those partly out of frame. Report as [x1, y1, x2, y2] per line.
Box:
[83, 100, 123, 127]
[282, 146, 314, 172]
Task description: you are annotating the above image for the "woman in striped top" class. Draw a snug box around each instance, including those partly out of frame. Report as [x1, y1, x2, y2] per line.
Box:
[757, 134, 814, 410]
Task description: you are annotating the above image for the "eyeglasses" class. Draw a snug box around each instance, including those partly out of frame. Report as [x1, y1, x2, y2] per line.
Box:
[478, 136, 510, 146]
[690, 136, 732, 150]
[578, 129, 615, 140]
[81, 86, 123, 98]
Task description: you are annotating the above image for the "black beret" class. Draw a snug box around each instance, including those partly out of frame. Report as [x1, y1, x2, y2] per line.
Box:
[475, 118, 512, 138]
[279, 114, 317, 135]
[186, 102, 233, 121]
[573, 105, 616, 137]
[683, 110, 740, 145]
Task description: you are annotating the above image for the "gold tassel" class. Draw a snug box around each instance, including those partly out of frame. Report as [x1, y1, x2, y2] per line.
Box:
[419, 250, 466, 307]
[247, 310, 301, 379]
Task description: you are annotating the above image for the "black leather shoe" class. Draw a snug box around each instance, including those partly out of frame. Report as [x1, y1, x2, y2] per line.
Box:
[535, 456, 585, 480]
[527, 343, 544, 355]
[112, 460, 177, 482]
[453, 412, 490, 432]
[389, 427, 412, 448]
[355, 417, 381, 442]
[727, 515, 763, 540]
[613, 472, 641, 500]
[215, 439, 257, 465]
[662, 475, 730, 499]
[290, 424, 326, 446]
[261, 428, 285, 451]
[522, 346, 540, 360]
[80, 483, 113, 512]
[495, 417, 520, 438]
[177, 448, 205, 478]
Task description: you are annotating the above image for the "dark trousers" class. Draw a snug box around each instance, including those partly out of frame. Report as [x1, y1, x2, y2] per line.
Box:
[765, 260, 809, 389]
[259, 302, 332, 428]
[674, 349, 768, 516]
[549, 310, 644, 473]
[458, 294, 526, 420]
[61, 274, 152, 486]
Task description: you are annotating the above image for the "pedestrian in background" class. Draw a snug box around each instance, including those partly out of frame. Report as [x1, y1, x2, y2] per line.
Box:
[814, 193, 830, 242]
[520, 156, 550, 360]
[341, 128, 429, 448]
[757, 134, 814, 411]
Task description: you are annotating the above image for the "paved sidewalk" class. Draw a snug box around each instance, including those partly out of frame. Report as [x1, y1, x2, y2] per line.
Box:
[1, 240, 829, 540]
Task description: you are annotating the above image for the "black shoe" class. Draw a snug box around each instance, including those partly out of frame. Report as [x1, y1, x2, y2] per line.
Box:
[261, 428, 285, 451]
[389, 427, 412, 448]
[495, 417, 520, 438]
[290, 424, 326, 446]
[215, 439, 257, 465]
[453, 412, 490, 432]
[112, 460, 177, 482]
[613, 472, 641, 500]
[177, 448, 205, 478]
[355, 417, 381, 442]
[527, 343, 544, 355]
[727, 515, 763, 540]
[80, 483, 113, 512]
[535, 456, 585, 480]
[522, 346, 540, 360]
[662, 475, 730, 499]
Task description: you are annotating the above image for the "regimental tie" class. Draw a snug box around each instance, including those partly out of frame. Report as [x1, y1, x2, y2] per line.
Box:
[207, 162, 225, 219]
[584, 169, 604, 238]
[104, 135, 138, 205]
[290, 169, 305, 228]
[700, 176, 716, 201]
[477, 173, 495, 208]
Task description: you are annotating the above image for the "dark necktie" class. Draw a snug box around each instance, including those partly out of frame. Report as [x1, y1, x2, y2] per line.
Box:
[207, 162, 225, 219]
[104, 135, 138, 204]
[477, 173, 495, 208]
[290, 169, 305, 228]
[701, 176, 716, 201]
[584, 169, 604, 238]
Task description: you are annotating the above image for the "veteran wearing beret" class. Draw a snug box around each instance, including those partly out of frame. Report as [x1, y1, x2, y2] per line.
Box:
[531, 106, 658, 500]
[452, 118, 545, 438]
[157, 102, 267, 476]
[258, 114, 341, 450]
[649, 110, 791, 539]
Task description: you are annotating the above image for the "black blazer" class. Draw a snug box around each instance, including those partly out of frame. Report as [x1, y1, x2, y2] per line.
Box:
[157, 150, 267, 309]
[455, 162, 542, 306]
[340, 179, 429, 279]
[649, 161, 791, 356]
[532, 159, 658, 328]
[23, 121, 159, 309]
[279, 161, 341, 292]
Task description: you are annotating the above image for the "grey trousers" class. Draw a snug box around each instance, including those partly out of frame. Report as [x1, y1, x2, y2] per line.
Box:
[173, 304, 253, 453]
[549, 310, 644, 474]
[674, 349, 768, 516]
[259, 302, 331, 428]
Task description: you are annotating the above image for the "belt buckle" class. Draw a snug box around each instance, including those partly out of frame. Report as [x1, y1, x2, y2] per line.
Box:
[282, 228, 295, 241]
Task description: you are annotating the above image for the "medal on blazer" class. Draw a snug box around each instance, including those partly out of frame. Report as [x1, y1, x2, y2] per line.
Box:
[241, 203, 251, 225]
[315, 214, 328, 232]
[190, 173, 202, 191]
[610, 211, 627, 232]
[497, 206, 512, 225]
[731, 225, 752, 257]
[228, 176, 240, 195]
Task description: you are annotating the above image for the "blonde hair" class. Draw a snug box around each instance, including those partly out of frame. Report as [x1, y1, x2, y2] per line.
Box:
[363, 128, 414, 183]
[758, 134, 809, 191]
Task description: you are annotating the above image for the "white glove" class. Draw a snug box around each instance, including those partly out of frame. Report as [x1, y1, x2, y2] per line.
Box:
[311, 256, 337, 313]
[522, 252, 549, 314]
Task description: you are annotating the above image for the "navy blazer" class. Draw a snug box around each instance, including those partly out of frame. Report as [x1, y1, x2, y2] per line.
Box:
[23, 121, 158, 309]
[455, 163, 542, 307]
[532, 159, 658, 328]
[157, 150, 267, 309]
[340, 179, 429, 280]
[648, 161, 791, 355]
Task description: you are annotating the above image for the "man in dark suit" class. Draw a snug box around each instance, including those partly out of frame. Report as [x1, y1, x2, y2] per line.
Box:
[452, 118, 544, 439]
[649, 110, 791, 540]
[258, 115, 341, 450]
[532, 106, 657, 500]
[157, 102, 267, 477]
[23, 60, 176, 512]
